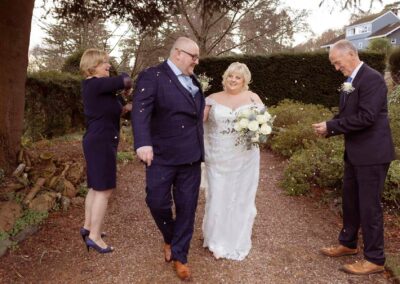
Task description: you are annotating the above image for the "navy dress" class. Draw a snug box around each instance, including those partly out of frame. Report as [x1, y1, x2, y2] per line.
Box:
[82, 75, 128, 190]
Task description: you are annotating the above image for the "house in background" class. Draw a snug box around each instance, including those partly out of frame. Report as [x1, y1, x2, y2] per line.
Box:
[321, 10, 400, 50]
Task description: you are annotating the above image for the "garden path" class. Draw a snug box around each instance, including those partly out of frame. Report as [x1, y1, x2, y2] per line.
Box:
[0, 146, 393, 283]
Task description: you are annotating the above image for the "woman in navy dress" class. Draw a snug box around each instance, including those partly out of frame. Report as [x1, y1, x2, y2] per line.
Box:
[79, 49, 132, 253]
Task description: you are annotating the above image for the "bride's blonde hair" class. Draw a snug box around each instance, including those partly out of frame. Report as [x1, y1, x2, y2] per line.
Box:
[222, 62, 252, 91]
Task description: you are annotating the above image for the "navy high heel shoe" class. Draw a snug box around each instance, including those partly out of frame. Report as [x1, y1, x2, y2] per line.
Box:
[79, 227, 106, 243]
[85, 237, 114, 253]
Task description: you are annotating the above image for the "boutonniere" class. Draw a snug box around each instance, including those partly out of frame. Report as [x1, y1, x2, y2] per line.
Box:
[339, 82, 355, 94]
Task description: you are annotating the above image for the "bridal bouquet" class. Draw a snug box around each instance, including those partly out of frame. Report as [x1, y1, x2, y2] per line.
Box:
[232, 106, 275, 149]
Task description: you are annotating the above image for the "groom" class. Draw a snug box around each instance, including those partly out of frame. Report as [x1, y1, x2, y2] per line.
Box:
[313, 39, 395, 275]
[132, 37, 204, 281]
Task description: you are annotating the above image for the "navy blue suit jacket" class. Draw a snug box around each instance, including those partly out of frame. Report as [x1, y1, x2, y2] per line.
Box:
[327, 63, 395, 165]
[132, 61, 205, 165]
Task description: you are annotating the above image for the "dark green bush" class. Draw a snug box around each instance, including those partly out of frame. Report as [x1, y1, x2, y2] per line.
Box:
[61, 50, 85, 75]
[196, 52, 386, 107]
[25, 71, 83, 140]
[389, 47, 400, 84]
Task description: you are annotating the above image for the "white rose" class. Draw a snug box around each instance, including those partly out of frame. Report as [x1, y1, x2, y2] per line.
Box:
[248, 120, 259, 131]
[260, 124, 272, 135]
[239, 118, 249, 128]
[256, 114, 267, 124]
[251, 133, 260, 143]
[234, 122, 242, 131]
[342, 82, 354, 92]
[264, 112, 272, 120]
[240, 108, 251, 117]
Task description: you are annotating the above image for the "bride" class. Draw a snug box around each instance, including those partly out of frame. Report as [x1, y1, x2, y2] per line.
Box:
[202, 62, 264, 260]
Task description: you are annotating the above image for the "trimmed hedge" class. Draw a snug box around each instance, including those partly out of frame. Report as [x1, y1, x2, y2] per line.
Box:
[25, 71, 83, 140]
[196, 52, 386, 107]
[24, 51, 385, 140]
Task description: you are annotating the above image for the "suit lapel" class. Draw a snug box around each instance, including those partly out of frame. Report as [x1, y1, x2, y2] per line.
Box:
[161, 61, 196, 108]
[340, 64, 366, 112]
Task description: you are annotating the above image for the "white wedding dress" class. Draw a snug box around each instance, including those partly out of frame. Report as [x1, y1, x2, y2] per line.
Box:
[202, 97, 261, 261]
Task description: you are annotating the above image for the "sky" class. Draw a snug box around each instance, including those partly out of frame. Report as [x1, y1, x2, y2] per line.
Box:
[29, 0, 398, 54]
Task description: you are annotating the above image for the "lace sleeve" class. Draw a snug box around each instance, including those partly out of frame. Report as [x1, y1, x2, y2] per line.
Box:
[205, 97, 216, 106]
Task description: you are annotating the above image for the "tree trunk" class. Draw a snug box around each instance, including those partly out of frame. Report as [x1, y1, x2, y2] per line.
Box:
[0, 0, 35, 172]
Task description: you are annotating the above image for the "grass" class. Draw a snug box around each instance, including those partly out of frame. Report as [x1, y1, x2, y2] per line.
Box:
[9, 210, 48, 237]
[117, 151, 135, 162]
[387, 253, 400, 283]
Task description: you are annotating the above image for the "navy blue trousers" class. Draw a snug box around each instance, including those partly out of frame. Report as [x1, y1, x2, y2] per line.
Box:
[145, 162, 201, 264]
[339, 161, 390, 265]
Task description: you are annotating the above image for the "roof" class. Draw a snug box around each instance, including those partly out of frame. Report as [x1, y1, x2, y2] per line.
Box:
[368, 22, 400, 38]
[348, 11, 387, 26]
[320, 34, 345, 48]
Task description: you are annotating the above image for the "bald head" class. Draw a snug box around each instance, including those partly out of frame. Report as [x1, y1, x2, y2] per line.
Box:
[329, 39, 361, 77]
[331, 39, 358, 56]
[169, 37, 200, 75]
[170, 37, 199, 57]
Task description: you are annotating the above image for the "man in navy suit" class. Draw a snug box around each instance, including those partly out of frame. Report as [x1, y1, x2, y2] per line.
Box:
[313, 39, 395, 275]
[132, 37, 204, 281]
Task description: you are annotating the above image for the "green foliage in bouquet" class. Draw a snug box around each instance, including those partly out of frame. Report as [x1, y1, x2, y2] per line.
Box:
[281, 138, 344, 196]
[268, 99, 333, 157]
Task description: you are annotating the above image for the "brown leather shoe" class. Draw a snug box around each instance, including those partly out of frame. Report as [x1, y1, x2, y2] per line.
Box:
[164, 243, 172, 262]
[342, 260, 385, 275]
[320, 245, 359, 257]
[174, 261, 191, 281]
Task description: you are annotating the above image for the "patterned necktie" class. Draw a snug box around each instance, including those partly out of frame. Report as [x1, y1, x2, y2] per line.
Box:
[346, 77, 352, 82]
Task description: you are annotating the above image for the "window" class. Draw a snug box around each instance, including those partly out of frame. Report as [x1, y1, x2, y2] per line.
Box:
[391, 38, 397, 44]
[358, 42, 363, 49]
[356, 25, 370, 34]
[347, 28, 355, 36]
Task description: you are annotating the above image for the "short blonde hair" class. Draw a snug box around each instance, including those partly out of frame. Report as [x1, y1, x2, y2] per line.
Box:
[79, 48, 109, 77]
[222, 62, 251, 91]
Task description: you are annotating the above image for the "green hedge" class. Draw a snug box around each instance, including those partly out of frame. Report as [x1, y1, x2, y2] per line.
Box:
[24, 52, 385, 140]
[196, 52, 386, 107]
[25, 71, 83, 140]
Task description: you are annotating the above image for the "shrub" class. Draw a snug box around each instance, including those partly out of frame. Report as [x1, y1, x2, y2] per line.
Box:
[25, 71, 83, 140]
[389, 47, 400, 84]
[280, 138, 344, 196]
[367, 38, 392, 56]
[384, 160, 400, 209]
[268, 100, 333, 157]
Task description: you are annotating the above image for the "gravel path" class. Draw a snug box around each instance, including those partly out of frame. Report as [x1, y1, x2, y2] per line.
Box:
[0, 150, 393, 283]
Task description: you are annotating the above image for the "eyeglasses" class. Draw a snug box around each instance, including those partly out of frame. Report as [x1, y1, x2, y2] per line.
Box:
[176, 48, 199, 61]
